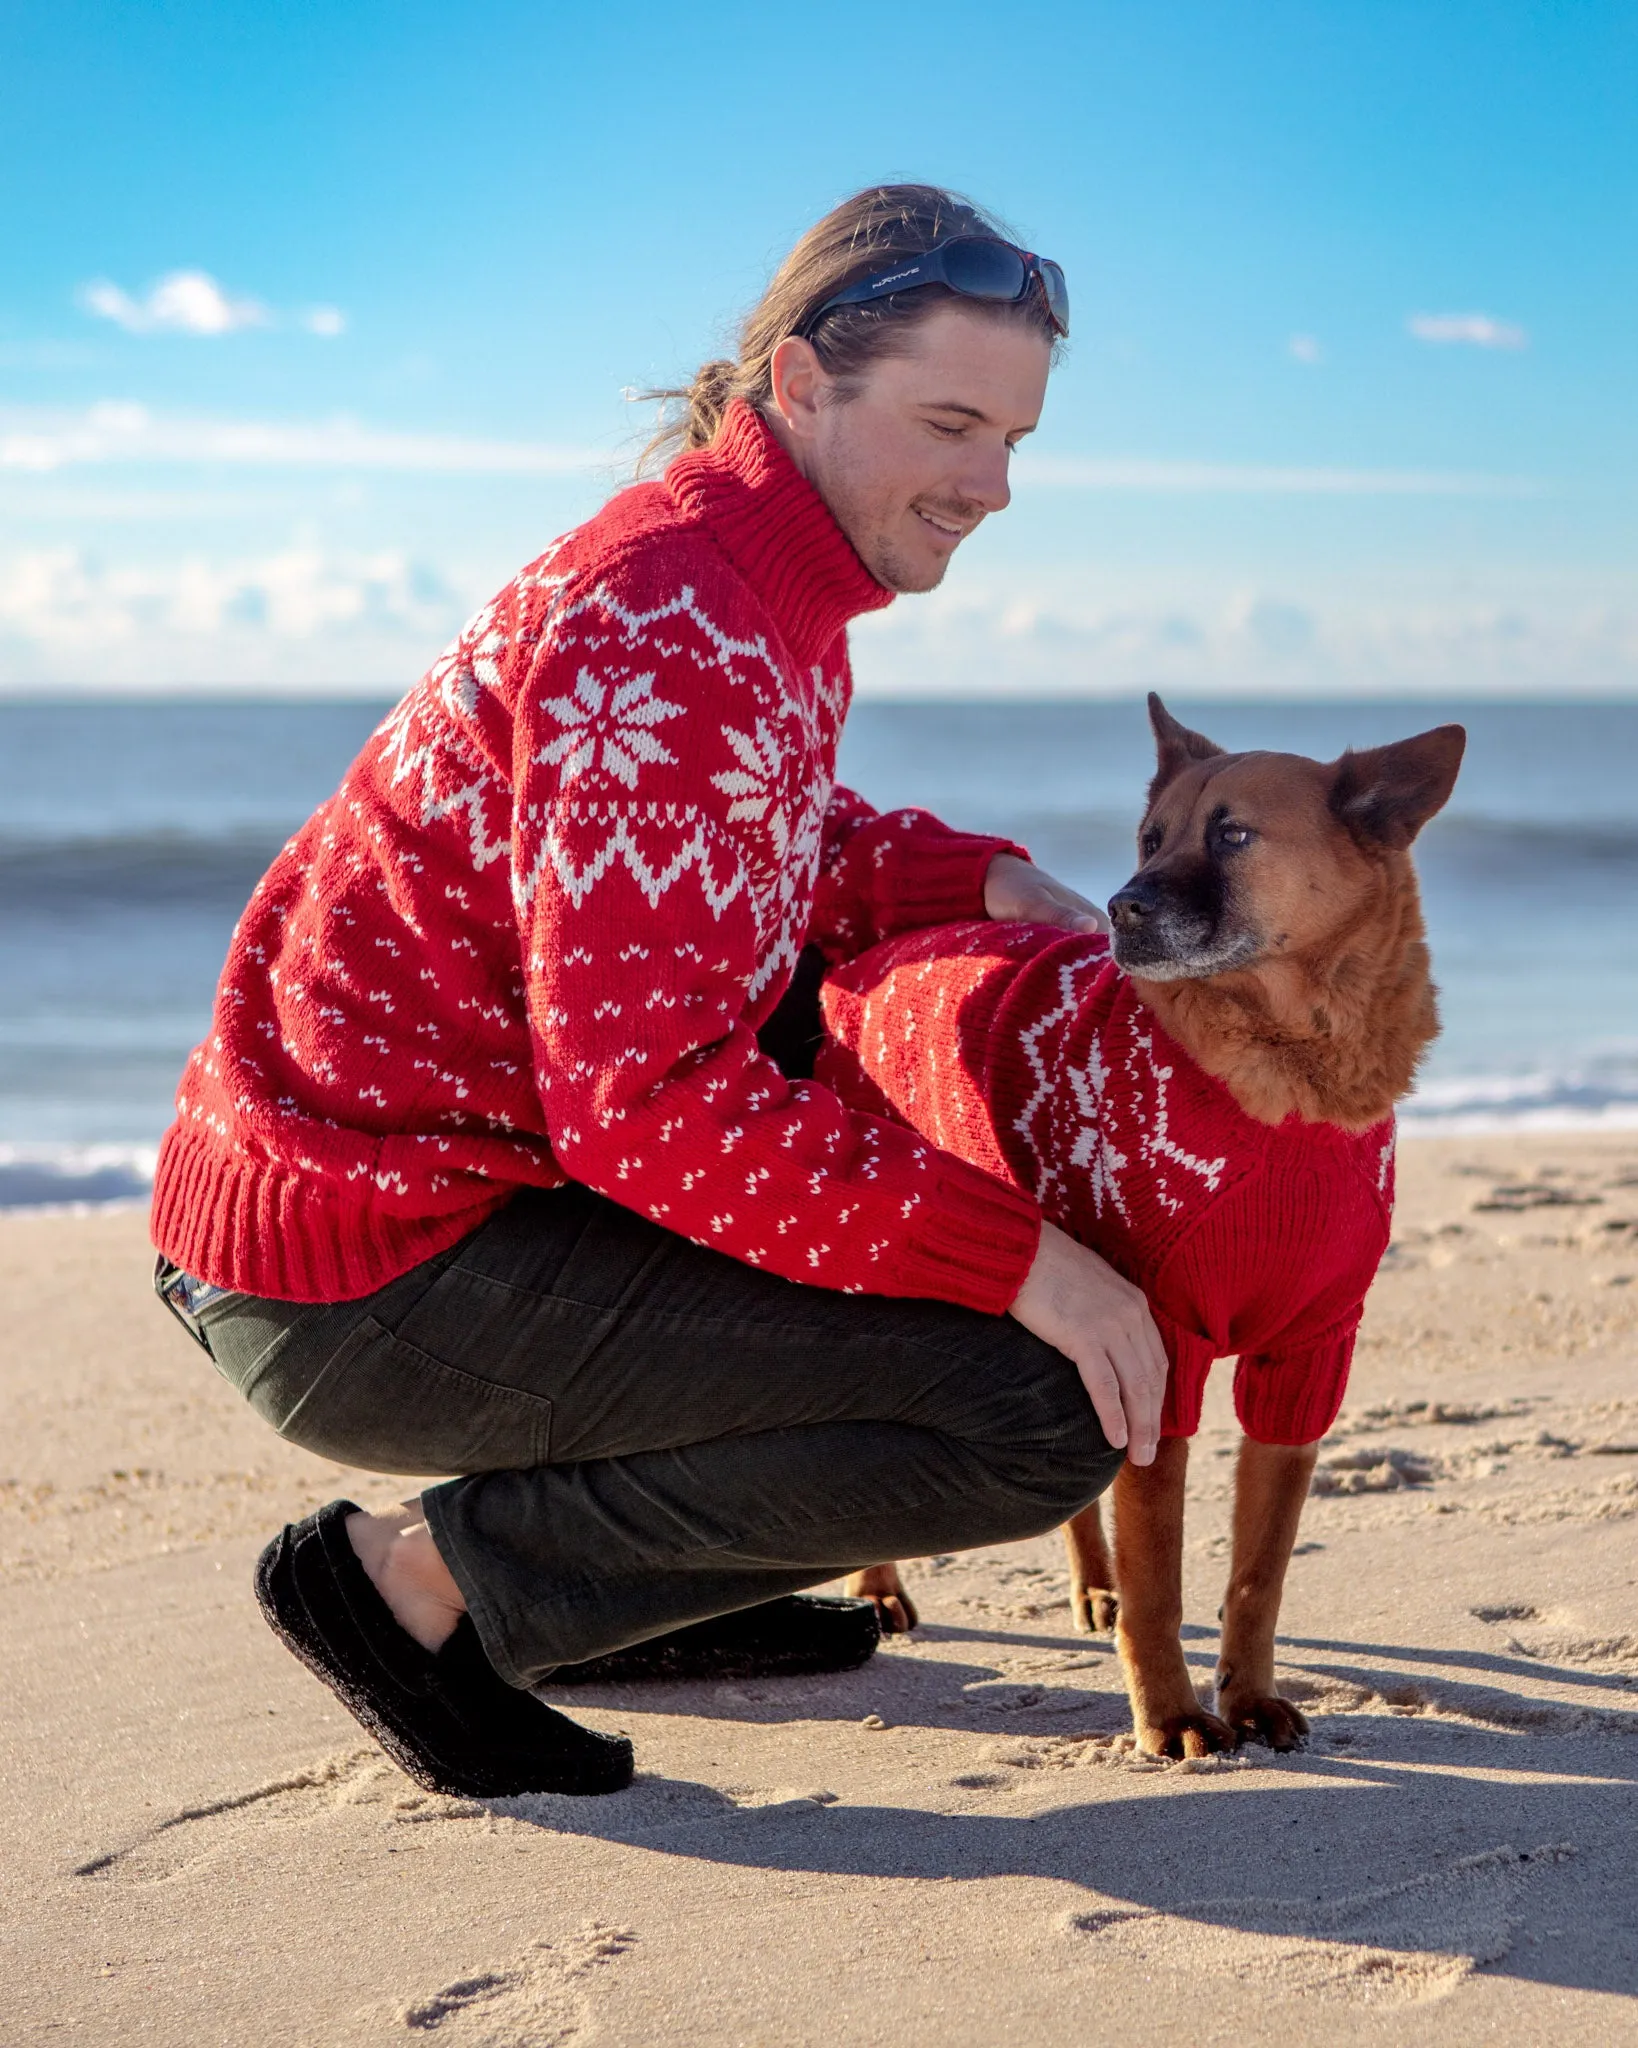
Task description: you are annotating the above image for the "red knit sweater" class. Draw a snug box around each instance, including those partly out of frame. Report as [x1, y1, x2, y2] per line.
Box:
[151, 404, 1043, 1309]
[819, 923, 1397, 1444]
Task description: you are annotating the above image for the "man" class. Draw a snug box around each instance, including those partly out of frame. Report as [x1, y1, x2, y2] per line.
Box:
[152, 184, 1166, 1799]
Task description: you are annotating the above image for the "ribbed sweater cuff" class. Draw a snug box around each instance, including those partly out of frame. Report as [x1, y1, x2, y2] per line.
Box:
[887, 832, 1030, 931]
[892, 1158, 1042, 1315]
[1233, 1332, 1356, 1446]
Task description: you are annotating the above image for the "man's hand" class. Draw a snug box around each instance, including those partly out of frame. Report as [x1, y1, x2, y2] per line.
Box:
[984, 852, 1110, 936]
[1009, 1221, 1168, 1464]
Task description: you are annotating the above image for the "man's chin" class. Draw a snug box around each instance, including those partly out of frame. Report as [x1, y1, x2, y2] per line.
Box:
[868, 540, 951, 595]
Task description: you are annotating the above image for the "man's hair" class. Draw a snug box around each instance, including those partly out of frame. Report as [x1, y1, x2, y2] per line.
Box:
[642, 183, 1059, 468]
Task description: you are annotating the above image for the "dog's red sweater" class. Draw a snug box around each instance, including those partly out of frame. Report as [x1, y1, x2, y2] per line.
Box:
[819, 922, 1397, 1445]
[149, 403, 1043, 1308]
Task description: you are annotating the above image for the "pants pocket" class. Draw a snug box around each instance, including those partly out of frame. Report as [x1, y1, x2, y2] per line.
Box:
[260, 1315, 554, 1476]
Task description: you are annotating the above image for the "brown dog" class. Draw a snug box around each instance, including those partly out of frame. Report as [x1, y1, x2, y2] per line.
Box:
[834, 695, 1465, 1756]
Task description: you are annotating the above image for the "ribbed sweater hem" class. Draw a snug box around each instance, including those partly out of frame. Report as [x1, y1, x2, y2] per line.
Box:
[149, 1124, 525, 1303]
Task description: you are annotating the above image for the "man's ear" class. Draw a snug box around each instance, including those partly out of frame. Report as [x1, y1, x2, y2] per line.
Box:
[1147, 692, 1226, 806]
[1328, 725, 1466, 850]
[768, 335, 829, 445]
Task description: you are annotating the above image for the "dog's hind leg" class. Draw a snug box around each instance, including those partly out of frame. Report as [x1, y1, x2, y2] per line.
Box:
[1063, 1504, 1118, 1633]
[845, 1562, 919, 1633]
[1214, 1438, 1320, 1751]
[1113, 1438, 1236, 1757]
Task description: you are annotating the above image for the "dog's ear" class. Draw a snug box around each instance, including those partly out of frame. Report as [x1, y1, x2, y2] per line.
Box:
[1147, 693, 1226, 804]
[1328, 725, 1466, 850]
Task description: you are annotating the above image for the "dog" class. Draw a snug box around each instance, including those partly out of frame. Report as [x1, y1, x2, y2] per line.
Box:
[819, 695, 1464, 1757]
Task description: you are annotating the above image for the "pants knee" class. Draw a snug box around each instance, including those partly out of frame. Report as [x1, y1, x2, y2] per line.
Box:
[1038, 1428, 1125, 1524]
[972, 1393, 1124, 1534]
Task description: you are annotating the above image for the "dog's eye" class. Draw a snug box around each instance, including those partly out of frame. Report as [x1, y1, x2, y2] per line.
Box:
[1219, 823, 1254, 848]
[1140, 826, 1164, 858]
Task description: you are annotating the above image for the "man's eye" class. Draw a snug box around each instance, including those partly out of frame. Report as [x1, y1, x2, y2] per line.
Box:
[927, 420, 966, 438]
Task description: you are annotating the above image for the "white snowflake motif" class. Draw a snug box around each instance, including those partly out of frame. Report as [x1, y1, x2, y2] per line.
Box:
[538, 669, 685, 790]
[1066, 1030, 1131, 1222]
[1129, 1024, 1226, 1215]
[711, 719, 790, 861]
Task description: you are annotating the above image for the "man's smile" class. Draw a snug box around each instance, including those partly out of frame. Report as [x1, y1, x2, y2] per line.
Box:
[913, 504, 972, 541]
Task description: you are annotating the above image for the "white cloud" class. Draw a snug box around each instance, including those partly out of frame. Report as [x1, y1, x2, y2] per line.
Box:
[79, 270, 272, 336]
[850, 581, 1638, 699]
[1016, 453, 1534, 497]
[0, 404, 1529, 497]
[77, 272, 349, 340]
[1407, 312, 1528, 350]
[1288, 333, 1323, 365]
[2, 543, 1632, 698]
[0, 403, 599, 476]
[0, 543, 468, 688]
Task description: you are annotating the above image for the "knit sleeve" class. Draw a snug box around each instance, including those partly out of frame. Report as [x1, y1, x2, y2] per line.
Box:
[1232, 1315, 1361, 1446]
[509, 551, 1041, 1311]
[807, 783, 1028, 965]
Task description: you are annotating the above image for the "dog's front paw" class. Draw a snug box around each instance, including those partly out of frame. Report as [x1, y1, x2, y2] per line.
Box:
[1070, 1585, 1119, 1634]
[871, 1591, 918, 1634]
[844, 1564, 919, 1634]
[1136, 1709, 1237, 1760]
[1219, 1692, 1309, 1752]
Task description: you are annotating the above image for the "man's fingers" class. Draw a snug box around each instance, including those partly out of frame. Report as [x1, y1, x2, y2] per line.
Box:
[1117, 1366, 1160, 1464]
[1076, 1353, 1129, 1451]
[1111, 1322, 1166, 1465]
[1030, 888, 1106, 934]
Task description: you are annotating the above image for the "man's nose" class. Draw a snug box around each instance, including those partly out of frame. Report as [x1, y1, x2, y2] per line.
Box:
[958, 444, 1012, 516]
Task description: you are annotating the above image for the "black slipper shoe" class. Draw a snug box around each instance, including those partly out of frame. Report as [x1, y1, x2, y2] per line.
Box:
[547, 1593, 880, 1686]
[255, 1500, 633, 1799]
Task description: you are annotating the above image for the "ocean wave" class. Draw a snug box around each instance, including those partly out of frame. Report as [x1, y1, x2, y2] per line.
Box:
[6, 1053, 1638, 1214]
[2, 809, 1635, 921]
[0, 1142, 158, 1211]
[0, 828, 289, 913]
[1401, 1049, 1638, 1134]
[969, 808, 1638, 872]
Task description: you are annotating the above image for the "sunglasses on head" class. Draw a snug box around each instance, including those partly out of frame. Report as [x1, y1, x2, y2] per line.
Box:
[802, 235, 1070, 340]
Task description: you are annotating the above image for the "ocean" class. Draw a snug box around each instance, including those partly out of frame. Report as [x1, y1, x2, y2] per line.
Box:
[1, 695, 1634, 1209]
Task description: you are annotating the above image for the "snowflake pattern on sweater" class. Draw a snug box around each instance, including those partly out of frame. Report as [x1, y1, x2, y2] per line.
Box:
[151, 406, 1040, 1307]
[820, 922, 1397, 1444]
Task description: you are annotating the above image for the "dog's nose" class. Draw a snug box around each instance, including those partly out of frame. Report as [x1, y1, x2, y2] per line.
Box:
[1108, 884, 1151, 933]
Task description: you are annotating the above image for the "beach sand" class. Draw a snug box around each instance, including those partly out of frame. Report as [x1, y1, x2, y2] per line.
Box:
[3, 1132, 1636, 2046]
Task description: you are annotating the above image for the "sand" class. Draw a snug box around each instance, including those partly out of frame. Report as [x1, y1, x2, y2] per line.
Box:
[3, 1131, 1637, 2046]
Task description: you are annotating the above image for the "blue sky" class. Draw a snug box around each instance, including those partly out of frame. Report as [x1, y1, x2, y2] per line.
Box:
[0, 0, 1632, 695]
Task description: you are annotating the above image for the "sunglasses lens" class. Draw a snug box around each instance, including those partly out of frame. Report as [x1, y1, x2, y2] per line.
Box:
[941, 237, 1030, 302]
[1038, 260, 1070, 334]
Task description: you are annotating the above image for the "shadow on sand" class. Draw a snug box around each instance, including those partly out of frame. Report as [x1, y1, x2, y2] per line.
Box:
[518, 1621, 1638, 2000]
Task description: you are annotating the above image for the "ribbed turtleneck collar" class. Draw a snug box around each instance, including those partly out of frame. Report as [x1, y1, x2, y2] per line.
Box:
[664, 401, 895, 665]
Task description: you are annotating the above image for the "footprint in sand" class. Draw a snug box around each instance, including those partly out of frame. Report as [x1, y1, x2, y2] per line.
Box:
[1060, 1842, 1573, 2005]
[385, 1924, 636, 2047]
